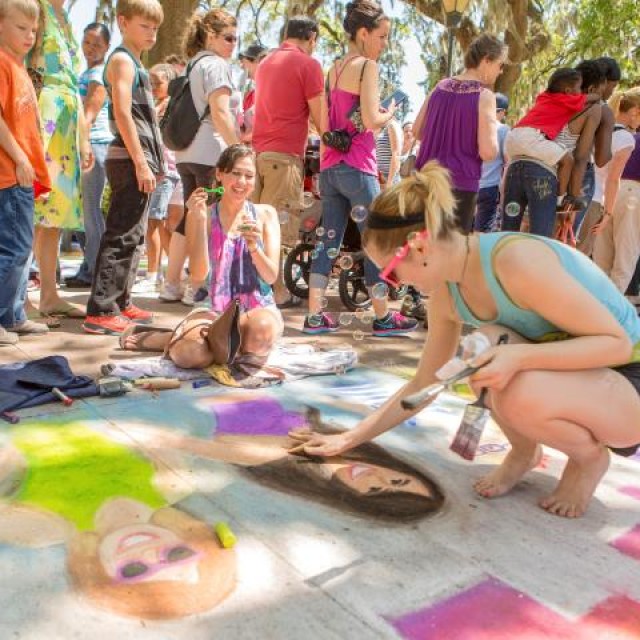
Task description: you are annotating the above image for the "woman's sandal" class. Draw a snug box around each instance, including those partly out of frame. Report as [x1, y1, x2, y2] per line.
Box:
[27, 310, 61, 329]
[119, 324, 173, 352]
[39, 302, 86, 319]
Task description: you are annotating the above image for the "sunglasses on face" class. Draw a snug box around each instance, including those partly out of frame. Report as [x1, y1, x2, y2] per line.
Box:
[115, 545, 200, 584]
[379, 230, 428, 288]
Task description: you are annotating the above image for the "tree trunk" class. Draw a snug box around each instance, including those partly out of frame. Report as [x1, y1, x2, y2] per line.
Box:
[148, 0, 199, 66]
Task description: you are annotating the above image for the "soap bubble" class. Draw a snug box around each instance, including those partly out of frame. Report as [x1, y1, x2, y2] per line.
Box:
[318, 296, 328, 309]
[316, 226, 325, 237]
[339, 255, 354, 270]
[278, 210, 289, 225]
[316, 241, 324, 252]
[310, 249, 319, 259]
[505, 202, 521, 218]
[338, 313, 352, 326]
[352, 329, 365, 341]
[354, 308, 365, 321]
[327, 247, 339, 259]
[327, 229, 336, 239]
[350, 205, 368, 223]
[302, 192, 315, 209]
[371, 282, 389, 299]
[361, 311, 374, 324]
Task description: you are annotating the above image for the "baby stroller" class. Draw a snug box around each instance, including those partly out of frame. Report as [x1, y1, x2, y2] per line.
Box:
[284, 141, 408, 310]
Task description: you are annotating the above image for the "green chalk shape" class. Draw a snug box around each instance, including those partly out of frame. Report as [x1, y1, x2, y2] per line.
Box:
[215, 521, 237, 548]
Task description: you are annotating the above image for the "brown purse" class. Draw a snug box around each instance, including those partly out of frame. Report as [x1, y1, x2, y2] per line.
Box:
[202, 299, 241, 365]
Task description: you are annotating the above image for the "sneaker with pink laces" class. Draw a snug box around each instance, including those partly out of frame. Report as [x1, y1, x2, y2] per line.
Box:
[302, 312, 339, 335]
[372, 311, 418, 337]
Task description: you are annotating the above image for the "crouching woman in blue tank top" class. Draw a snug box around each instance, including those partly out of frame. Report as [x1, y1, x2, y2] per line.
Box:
[291, 161, 640, 519]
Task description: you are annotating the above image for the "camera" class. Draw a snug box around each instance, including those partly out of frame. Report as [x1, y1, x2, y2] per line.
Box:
[322, 129, 352, 153]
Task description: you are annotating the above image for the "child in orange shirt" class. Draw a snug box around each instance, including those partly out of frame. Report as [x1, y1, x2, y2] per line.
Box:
[0, 0, 51, 344]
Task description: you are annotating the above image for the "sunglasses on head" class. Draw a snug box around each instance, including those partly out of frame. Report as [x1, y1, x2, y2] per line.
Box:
[379, 230, 429, 289]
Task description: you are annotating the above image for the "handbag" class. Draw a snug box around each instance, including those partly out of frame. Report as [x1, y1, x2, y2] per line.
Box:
[202, 299, 242, 366]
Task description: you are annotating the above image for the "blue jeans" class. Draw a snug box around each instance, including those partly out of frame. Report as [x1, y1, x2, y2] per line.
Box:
[573, 162, 596, 234]
[502, 160, 558, 237]
[0, 186, 34, 327]
[76, 142, 108, 283]
[310, 163, 381, 288]
[474, 185, 500, 232]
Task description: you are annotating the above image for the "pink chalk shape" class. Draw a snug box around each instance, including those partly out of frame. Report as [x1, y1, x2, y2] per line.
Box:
[582, 595, 640, 638]
[386, 576, 576, 640]
[619, 486, 640, 501]
[610, 525, 640, 561]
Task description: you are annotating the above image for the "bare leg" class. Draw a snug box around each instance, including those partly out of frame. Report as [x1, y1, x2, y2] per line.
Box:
[184, 202, 209, 289]
[481, 368, 639, 517]
[165, 232, 187, 287]
[146, 220, 163, 276]
[34, 226, 84, 314]
[557, 152, 574, 198]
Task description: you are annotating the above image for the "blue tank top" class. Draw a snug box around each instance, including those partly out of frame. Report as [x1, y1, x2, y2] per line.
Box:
[447, 233, 640, 354]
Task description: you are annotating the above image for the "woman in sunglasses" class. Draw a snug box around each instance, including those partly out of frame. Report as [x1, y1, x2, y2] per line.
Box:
[161, 8, 240, 307]
[293, 161, 640, 519]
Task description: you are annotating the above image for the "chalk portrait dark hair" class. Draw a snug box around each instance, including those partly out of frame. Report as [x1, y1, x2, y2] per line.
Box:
[343, 0, 389, 40]
[241, 425, 444, 523]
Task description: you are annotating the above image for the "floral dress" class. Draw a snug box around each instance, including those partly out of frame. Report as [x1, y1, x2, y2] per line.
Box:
[30, 2, 83, 229]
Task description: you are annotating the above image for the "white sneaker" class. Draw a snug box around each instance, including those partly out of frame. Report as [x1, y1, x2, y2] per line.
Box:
[159, 281, 182, 302]
[131, 277, 158, 294]
[181, 284, 195, 306]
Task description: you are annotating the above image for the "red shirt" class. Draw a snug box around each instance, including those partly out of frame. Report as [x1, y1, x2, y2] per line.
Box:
[516, 92, 587, 141]
[253, 42, 323, 158]
[243, 88, 255, 114]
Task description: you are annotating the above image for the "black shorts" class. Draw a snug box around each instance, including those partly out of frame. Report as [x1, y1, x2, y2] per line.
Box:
[609, 361, 640, 457]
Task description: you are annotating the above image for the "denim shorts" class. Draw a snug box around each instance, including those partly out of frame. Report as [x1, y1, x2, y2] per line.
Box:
[148, 175, 179, 221]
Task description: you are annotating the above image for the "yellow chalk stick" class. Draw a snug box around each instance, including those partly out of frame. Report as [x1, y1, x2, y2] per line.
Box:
[215, 522, 237, 548]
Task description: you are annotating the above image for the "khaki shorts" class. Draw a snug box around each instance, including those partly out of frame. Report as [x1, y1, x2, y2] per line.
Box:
[254, 152, 303, 248]
[505, 127, 569, 168]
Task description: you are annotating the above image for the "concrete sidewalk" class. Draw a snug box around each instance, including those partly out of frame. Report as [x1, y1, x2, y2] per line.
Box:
[1, 277, 639, 639]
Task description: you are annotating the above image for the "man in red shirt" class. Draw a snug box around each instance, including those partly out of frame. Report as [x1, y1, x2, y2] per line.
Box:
[253, 16, 323, 307]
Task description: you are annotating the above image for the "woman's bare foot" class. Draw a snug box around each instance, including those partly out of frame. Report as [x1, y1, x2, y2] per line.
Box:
[538, 447, 610, 518]
[474, 444, 542, 498]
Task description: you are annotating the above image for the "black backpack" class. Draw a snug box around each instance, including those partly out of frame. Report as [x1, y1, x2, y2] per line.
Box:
[160, 54, 214, 151]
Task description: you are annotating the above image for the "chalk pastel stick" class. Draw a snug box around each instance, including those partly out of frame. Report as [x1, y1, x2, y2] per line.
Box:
[215, 522, 237, 548]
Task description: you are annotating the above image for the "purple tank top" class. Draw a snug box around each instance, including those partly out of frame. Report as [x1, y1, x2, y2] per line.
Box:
[621, 133, 640, 181]
[321, 62, 377, 175]
[415, 78, 483, 192]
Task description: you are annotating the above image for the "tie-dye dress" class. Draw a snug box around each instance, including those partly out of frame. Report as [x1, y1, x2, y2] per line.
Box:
[30, 2, 83, 230]
[209, 202, 276, 313]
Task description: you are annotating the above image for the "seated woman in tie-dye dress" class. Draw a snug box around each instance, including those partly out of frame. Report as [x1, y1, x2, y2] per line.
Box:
[120, 145, 283, 368]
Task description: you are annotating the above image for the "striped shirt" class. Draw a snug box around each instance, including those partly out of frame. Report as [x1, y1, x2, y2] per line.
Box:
[105, 46, 165, 175]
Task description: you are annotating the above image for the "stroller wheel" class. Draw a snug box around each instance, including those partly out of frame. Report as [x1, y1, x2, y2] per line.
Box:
[284, 243, 314, 299]
[338, 256, 372, 311]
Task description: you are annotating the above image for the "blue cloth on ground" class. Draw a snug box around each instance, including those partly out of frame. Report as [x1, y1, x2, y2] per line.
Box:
[0, 356, 97, 413]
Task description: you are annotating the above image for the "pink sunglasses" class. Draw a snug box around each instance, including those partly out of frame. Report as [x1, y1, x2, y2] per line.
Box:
[379, 230, 428, 288]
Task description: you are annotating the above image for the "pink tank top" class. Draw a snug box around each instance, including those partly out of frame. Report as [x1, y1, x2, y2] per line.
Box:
[321, 59, 377, 176]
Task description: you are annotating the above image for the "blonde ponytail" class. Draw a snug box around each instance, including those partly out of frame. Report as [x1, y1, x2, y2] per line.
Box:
[363, 161, 458, 254]
[608, 87, 640, 118]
